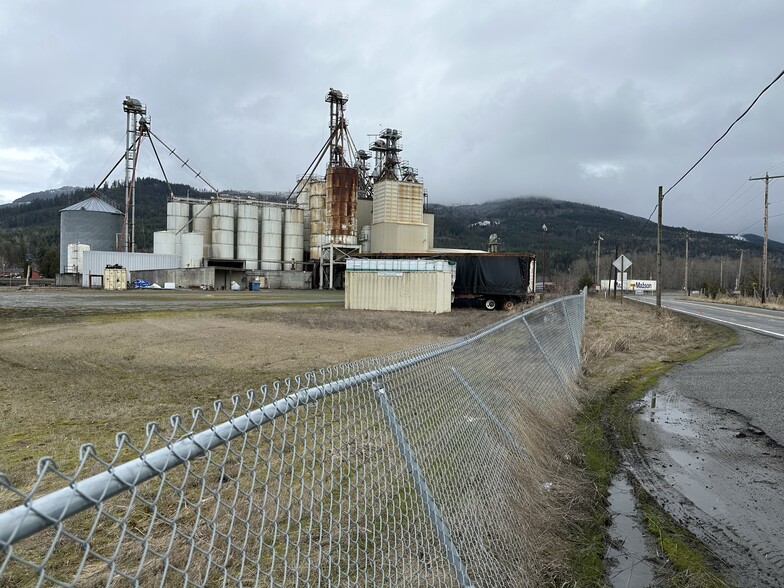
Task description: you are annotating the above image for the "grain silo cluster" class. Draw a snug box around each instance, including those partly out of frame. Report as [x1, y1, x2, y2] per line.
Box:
[55, 90, 535, 310]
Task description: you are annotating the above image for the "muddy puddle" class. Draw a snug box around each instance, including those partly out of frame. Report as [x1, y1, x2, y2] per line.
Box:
[624, 385, 784, 587]
[606, 472, 659, 587]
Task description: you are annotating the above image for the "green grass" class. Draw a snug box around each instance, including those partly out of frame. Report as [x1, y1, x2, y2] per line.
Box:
[635, 483, 731, 588]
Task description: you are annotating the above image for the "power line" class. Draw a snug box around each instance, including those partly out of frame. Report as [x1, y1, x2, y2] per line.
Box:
[697, 179, 753, 229]
[663, 68, 784, 198]
[699, 183, 761, 233]
[641, 68, 784, 233]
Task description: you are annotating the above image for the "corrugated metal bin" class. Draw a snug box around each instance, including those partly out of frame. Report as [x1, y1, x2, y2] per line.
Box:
[345, 259, 453, 313]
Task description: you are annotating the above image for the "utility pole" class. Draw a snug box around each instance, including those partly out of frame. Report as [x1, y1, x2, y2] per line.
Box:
[613, 244, 619, 300]
[684, 235, 690, 296]
[542, 224, 548, 294]
[596, 234, 603, 291]
[736, 249, 744, 294]
[656, 186, 662, 312]
[749, 172, 784, 304]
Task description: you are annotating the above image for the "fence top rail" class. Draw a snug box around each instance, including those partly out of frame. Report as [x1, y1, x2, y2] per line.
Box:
[0, 290, 586, 547]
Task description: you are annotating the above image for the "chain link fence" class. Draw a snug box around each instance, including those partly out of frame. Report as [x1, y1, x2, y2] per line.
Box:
[0, 290, 586, 587]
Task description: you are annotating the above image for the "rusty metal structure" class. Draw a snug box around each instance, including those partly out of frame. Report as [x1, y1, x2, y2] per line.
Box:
[324, 89, 359, 247]
[326, 166, 358, 244]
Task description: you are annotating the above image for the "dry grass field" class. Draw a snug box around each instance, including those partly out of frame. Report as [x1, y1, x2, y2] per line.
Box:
[0, 299, 501, 494]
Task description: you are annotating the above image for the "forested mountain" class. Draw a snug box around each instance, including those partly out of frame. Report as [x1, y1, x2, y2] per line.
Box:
[1, 181, 781, 293]
[0, 178, 210, 276]
[430, 196, 784, 294]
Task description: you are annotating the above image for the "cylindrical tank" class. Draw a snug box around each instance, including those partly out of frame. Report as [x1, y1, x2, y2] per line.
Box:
[283, 208, 305, 269]
[167, 201, 190, 233]
[191, 201, 213, 258]
[66, 243, 91, 273]
[260, 205, 283, 270]
[181, 233, 204, 268]
[59, 197, 123, 273]
[309, 185, 326, 261]
[295, 179, 311, 253]
[359, 225, 372, 254]
[154, 230, 177, 257]
[236, 203, 260, 270]
[211, 201, 235, 260]
[325, 167, 358, 246]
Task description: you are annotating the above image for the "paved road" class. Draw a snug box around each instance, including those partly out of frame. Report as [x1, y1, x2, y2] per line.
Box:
[635, 294, 784, 338]
[633, 294, 784, 443]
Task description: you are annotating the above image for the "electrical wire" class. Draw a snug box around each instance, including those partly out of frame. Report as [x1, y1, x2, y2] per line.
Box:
[664, 68, 784, 199]
[696, 179, 754, 230]
[699, 183, 761, 233]
[639, 67, 784, 233]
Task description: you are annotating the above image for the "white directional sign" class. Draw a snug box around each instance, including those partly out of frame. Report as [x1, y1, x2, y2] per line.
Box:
[612, 255, 632, 272]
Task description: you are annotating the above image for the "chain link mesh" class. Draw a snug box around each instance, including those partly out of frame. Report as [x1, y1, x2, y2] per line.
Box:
[0, 291, 586, 587]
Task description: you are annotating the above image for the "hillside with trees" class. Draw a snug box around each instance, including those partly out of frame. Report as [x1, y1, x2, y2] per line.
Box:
[0, 179, 210, 277]
[1, 182, 781, 294]
[430, 196, 784, 295]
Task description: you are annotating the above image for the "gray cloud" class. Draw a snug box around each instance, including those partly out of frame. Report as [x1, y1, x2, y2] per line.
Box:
[2, 0, 783, 239]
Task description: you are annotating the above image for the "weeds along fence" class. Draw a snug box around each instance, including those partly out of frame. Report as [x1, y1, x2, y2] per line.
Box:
[0, 290, 587, 587]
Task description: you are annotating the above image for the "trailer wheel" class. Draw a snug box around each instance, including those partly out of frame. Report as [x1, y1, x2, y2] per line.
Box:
[484, 298, 497, 311]
[502, 299, 515, 311]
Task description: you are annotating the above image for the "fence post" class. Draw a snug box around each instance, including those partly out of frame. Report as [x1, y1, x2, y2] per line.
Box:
[373, 382, 475, 588]
[522, 317, 568, 389]
[560, 298, 582, 371]
[450, 367, 526, 457]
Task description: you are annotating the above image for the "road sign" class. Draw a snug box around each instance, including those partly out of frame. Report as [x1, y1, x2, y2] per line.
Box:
[612, 255, 632, 272]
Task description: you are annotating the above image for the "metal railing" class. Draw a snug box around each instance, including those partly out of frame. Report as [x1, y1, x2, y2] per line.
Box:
[0, 290, 586, 587]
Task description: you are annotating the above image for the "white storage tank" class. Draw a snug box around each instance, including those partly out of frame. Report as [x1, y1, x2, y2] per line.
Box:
[309, 188, 326, 261]
[191, 201, 213, 258]
[295, 181, 311, 253]
[211, 201, 235, 260]
[66, 243, 91, 274]
[283, 208, 305, 269]
[153, 230, 177, 257]
[260, 205, 283, 270]
[181, 233, 204, 268]
[236, 203, 260, 270]
[167, 201, 190, 233]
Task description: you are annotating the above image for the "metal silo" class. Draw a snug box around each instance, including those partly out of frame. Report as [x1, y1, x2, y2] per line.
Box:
[59, 197, 123, 274]
[153, 230, 177, 257]
[308, 181, 327, 261]
[236, 203, 259, 269]
[325, 167, 358, 246]
[283, 208, 305, 269]
[167, 201, 190, 233]
[295, 178, 311, 253]
[211, 201, 235, 260]
[191, 201, 213, 258]
[260, 205, 283, 270]
[181, 233, 204, 268]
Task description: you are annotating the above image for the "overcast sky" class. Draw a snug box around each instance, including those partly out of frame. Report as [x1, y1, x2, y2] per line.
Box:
[2, 0, 784, 240]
